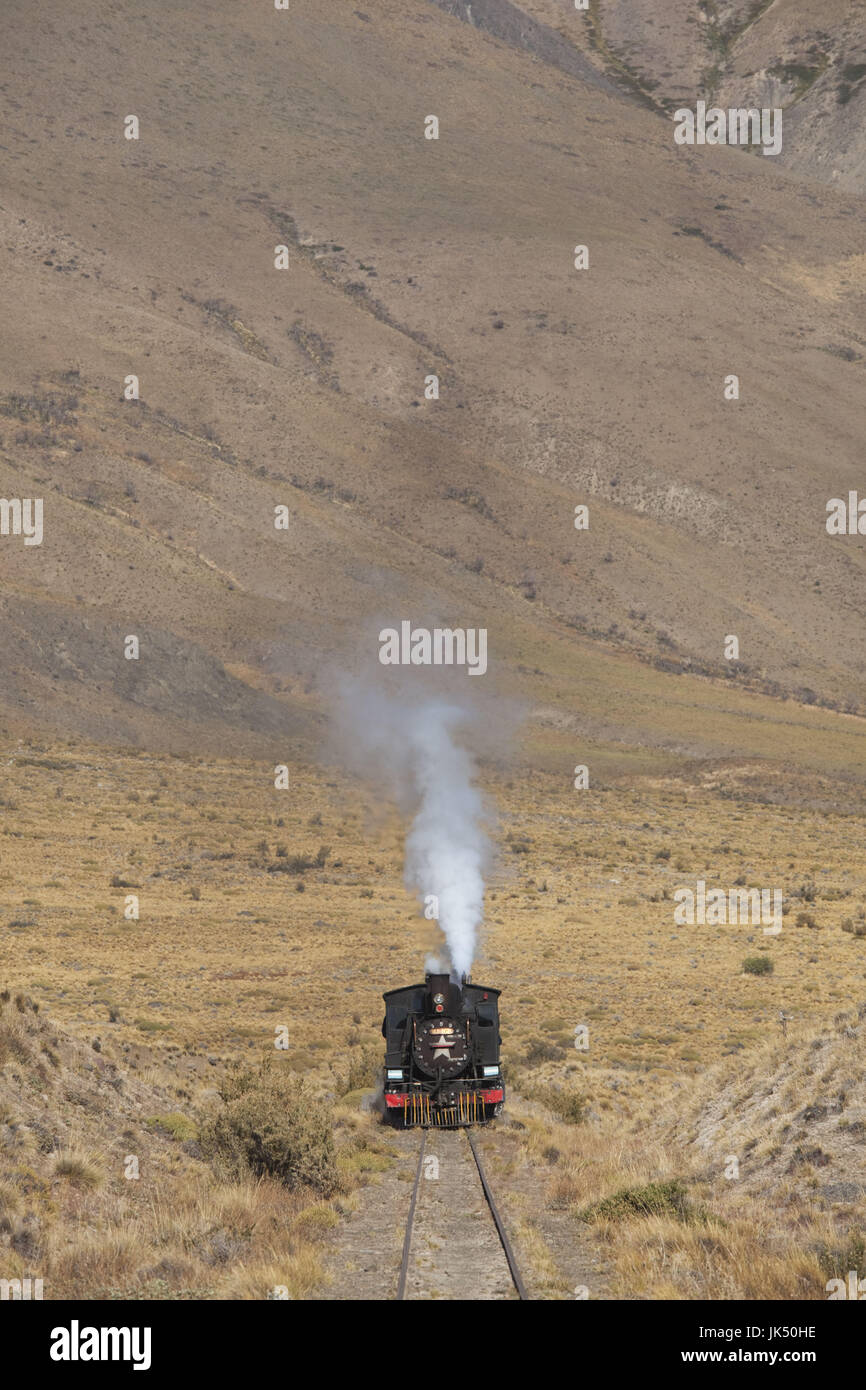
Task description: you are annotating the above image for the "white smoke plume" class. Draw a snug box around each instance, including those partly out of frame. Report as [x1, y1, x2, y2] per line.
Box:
[331, 683, 491, 980]
[402, 702, 486, 979]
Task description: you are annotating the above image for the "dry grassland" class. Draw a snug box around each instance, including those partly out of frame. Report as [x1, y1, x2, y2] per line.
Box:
[2, 725, 865, 1298]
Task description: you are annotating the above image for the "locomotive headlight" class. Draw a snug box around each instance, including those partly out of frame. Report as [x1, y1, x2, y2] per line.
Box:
[433, 993, 445, 1005]
[482, 1066, 500, 1077]
[386, 1069, 403, 1080]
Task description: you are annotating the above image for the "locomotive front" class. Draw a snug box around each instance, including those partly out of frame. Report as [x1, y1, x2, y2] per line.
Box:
[381, 971, 503, 1127]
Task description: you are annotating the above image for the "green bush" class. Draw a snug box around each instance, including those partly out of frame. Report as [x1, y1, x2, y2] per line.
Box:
[743, 955, 774, 976]
[581, 1179, 703, 1225]
[146, 1112, 198, 1142]
[199, 1062, 338, 1195]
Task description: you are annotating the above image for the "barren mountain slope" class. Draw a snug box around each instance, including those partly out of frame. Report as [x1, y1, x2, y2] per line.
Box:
[0, 0, 864, 754]
[504, 0, 866, 191]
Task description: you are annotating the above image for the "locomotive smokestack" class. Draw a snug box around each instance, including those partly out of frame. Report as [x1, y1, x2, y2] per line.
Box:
[426, 971, 461, 1014]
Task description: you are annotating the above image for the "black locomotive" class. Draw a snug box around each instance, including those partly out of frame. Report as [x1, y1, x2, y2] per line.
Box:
[381, 972, 503, 1127]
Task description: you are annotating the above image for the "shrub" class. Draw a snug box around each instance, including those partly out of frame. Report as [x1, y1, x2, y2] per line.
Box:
[0, 1024, 31, 1066]
[743, 955, 774, 976]
[199, 1062, 338, 1195]
[523, 1036, 567, 1064]
[581, 1179, 702, 1224]
[816, 1233, 866, 1279]
[266, 854, 310, 875]
[146, 1113, 198, 1142]
[333, 1044, 380, 1098]
[52, 1153, 102, 1188]
[537, 1086, 587, 1124]
[796, 911, 819, 929]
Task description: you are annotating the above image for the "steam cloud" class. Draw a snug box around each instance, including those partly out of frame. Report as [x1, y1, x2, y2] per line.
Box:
[332, 684, 490, 980]
[404, 702, 486, 979]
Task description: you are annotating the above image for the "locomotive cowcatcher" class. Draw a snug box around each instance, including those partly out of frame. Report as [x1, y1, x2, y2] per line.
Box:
[381, 971, 503, 1127]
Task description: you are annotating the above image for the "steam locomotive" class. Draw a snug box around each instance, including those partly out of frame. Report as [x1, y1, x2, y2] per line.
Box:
[381, 972, 503, 1127]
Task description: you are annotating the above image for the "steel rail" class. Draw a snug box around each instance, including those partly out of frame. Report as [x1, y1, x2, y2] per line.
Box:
[396, 1130, 426, 1300]
[465, 1129, 529, 1301]
[396, 1127, 529, 1300]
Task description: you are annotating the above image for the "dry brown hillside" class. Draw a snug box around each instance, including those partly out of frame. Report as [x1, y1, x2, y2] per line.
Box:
[0, 989, 402, 1300]
[490, 0, 866, 193]
[500, 1004, 866, 1300]
[0, 0, 864, 758]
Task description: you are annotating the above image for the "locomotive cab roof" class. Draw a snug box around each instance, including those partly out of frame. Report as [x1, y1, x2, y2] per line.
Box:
[381, 975, 503, 1095]
[382, 978, 501, 1032]
[382, 979, 501, 1005]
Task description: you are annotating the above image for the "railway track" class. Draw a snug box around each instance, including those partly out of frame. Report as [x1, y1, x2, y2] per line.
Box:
[396, 1128, 529, 1301]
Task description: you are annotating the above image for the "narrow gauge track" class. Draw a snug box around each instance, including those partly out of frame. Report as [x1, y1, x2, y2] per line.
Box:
[396, 1128, 529, 1301]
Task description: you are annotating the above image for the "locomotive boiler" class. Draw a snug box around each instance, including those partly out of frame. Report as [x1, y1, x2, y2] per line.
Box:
[381, 972, 503, 1127]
